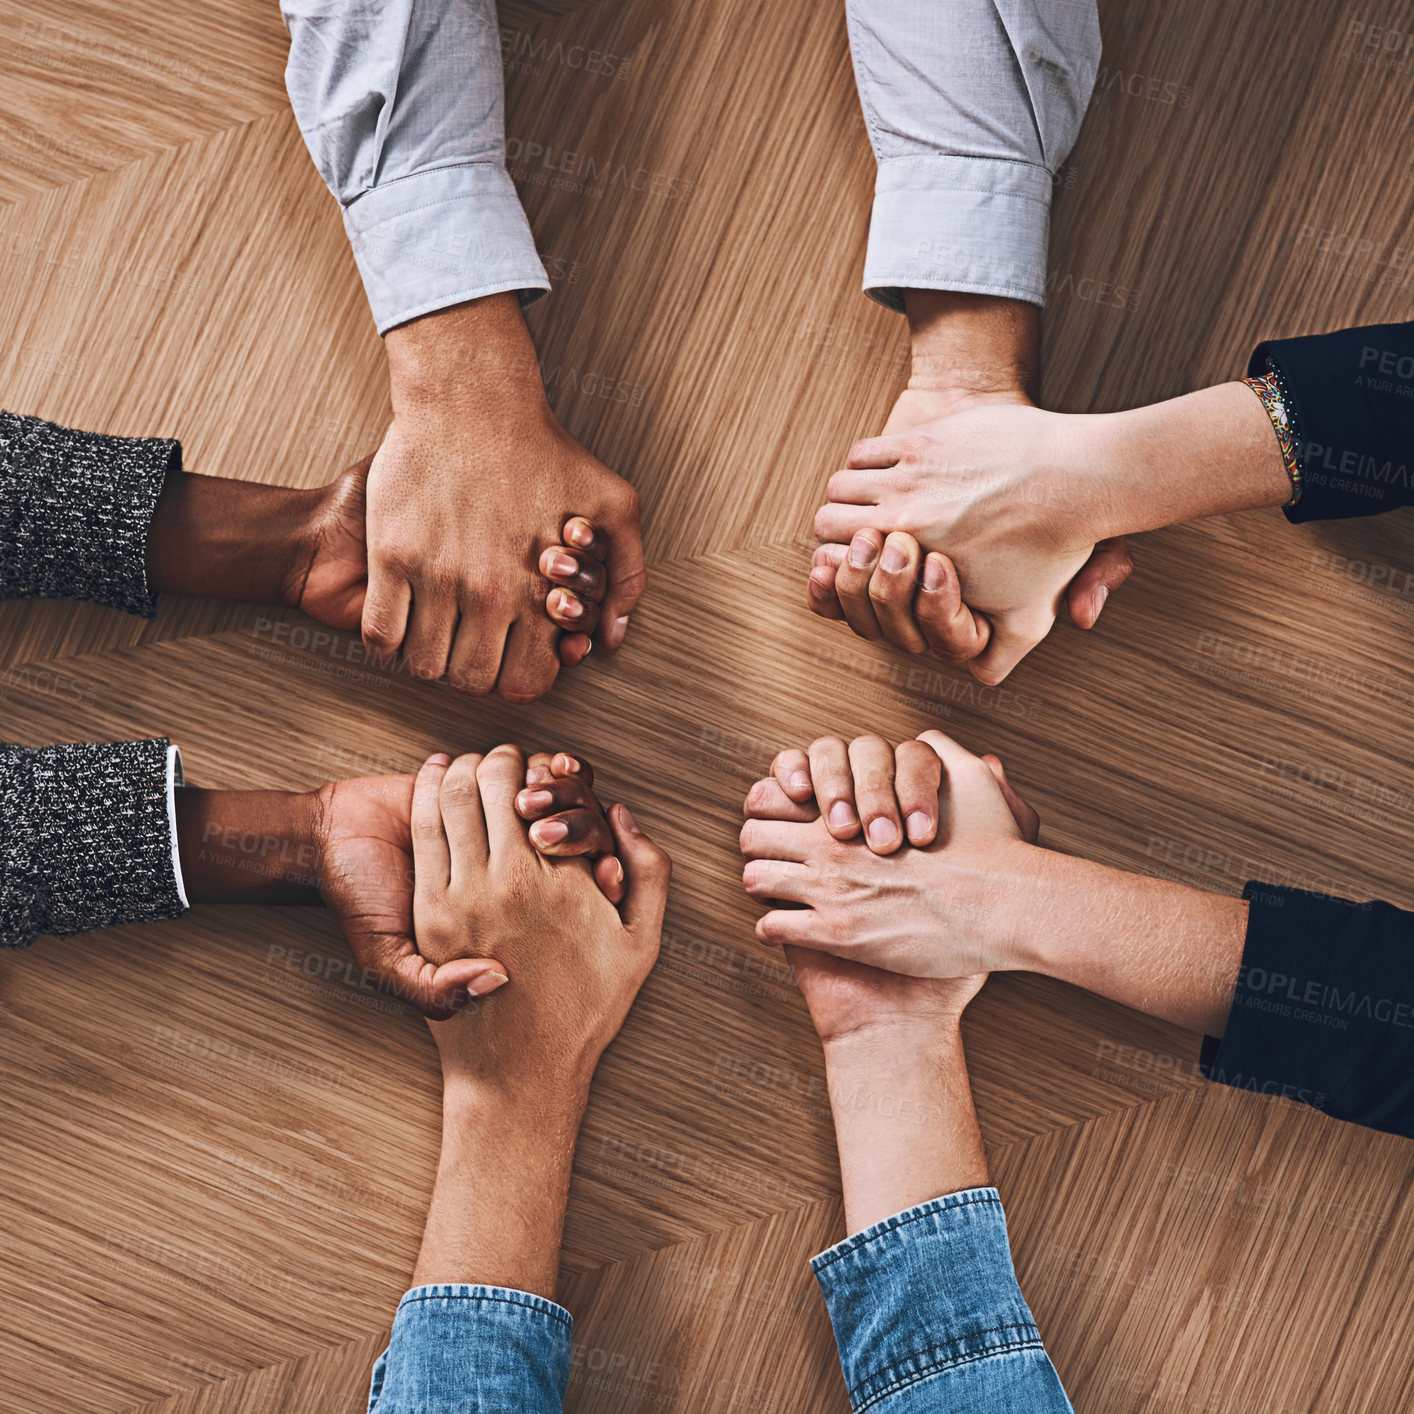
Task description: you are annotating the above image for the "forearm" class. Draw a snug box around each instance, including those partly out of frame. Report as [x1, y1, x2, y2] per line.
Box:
[824, 1021, 988, 1235]
[411, 1075, 585, 1299]
[1007, 848, 1248, 1036]
[1080, 381, 1292, 536]
[145, 471, 323, 605]
[173, 788, 322, 904]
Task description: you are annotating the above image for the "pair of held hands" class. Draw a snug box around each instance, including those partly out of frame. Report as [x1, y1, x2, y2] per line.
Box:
[809, 390, 1135, 686]
[287, 449, 632, 702]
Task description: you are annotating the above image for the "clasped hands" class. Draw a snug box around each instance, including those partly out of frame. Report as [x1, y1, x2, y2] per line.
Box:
[809, 398, 1135, 685]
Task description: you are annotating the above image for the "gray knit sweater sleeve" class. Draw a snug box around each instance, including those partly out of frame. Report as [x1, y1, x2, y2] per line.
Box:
[0, 410, 180, 617]
[0, 737, 189, 947]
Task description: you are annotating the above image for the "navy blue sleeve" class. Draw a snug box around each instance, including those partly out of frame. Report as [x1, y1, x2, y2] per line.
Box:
[1247, 321, 1414, 522]
[1201, 883, 1414, 1138]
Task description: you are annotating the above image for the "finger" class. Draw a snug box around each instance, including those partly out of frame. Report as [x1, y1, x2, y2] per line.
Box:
[969, 614, 1051, 686]
[808, 737, 860, 839]
[439, 752, 488, 874]
[551, 752, 594, 785]
[743, 777, 819, 823]
[594, 853, 626, 905]
[893, 739, 943, 846]
[770, 747, 814, 804]
[476, 744, 531, 861]
[523, 751, 556, 787]
[868, 532, 927, 654]
[756, 908, 829, 948]
[546, 586, 603, 637]
[813, 501, 882, 545]
[540, 546, 609, 602]
[739, 816, 816, 863]
[361, 558, 412, 663]
[497, 614, 560, 705]
[834, 531, 885, 640]
[516, 774, 600, 820]
[916, 552, 992, 664]
[807, 544, 846, 621]
[558, 632, 594, 667]
[393, 955, 511, 1021]
[599, 495, 646, 649]
[610, 804, 672, 938]
[848, 734, 903, 854]
[529, 808, 616, 858]
[562, 516, 609, 562]
[447, 598, 511, 697]
[981, 754, 1041, 844]
[845, 434, 904, 469]
[1066, 537, 1135, 630]
[825, 467, 884, 505]
[742, 858, 815, 904]
[411, 754, 453, 900]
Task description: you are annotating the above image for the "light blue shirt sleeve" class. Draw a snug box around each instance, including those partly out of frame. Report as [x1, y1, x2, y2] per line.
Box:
[847, 0, 1101, 310]
[812, 1188, 1075, 1412]
[368, 1284, 571, 1412]
[281, 0, 550, 334]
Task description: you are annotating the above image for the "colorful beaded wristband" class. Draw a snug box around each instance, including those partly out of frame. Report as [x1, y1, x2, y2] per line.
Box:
[1242, 370, 1301, 508]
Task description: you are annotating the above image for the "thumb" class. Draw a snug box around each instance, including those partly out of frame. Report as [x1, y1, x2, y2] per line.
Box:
[968, 611, 1052, 685]
[979, 754, 1041, 844]
[608, 803, 671, 938]
[386, 949, 509, 1020]
[598, 494, 647, 649]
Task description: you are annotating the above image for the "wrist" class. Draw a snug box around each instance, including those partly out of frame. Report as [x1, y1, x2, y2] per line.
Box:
[385, 292, 550, 419]
[175, 787, 323, 904]
[904, 289, 1040, 404]
[146, 470, 320, 606]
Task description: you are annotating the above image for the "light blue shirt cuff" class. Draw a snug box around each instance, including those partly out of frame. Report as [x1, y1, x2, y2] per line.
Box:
[811, 1188, 1073, 1413]
[343, 164, 551, 334]
[368, 1283, 572, 1413]
[863, 155, 1055, 312]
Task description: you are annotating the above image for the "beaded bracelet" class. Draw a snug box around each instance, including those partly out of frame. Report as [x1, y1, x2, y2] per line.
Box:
[1241, 370, 1302, 508]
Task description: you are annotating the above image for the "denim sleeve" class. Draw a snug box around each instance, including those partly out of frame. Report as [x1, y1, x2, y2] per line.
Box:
[368, 1284, 572, 1413]
[281, 0, 550, 334]
[1199, 882, 1414, 1138]
[1247, 321, 1414, 522]
[812, 1188, 1073, 1412]
[846, 0, 1100, 310]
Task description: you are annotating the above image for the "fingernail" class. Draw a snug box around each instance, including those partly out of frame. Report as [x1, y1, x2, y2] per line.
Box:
[554, 591, 584, 618]
[879, 543, 908, 574]
[549, 553, 578, 577]
[788, 770, 812, 795]
[468, 971, 509, 996]
[612, 615, 630, 643]
[519, 788, 553, 811]
[618, 804, 640, 833]
[866, 816, 899, 848]
[1093, 585, 1109, 617]
[557, 755, 581, 774]
[828, 800, 857, 830]
[848, 535, 877, 570]
[613, 858, 624, 885]
[426, 753, 452, 767]
[906, 811, 931, 842]
[526, 765, 550, 784]
[567, 521, 592, 546]
[922, 557, 946, 592]
[532, 819, 569, 845]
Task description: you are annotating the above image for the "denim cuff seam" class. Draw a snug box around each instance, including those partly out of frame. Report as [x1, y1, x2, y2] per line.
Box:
[396, 1290, 572, 1331]
[812, 1191, 1002, 1273]
[852, 1332, 1048, 1413]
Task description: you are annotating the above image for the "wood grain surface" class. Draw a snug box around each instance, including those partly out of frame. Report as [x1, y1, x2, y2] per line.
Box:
[3, 0, 1414, 1410]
